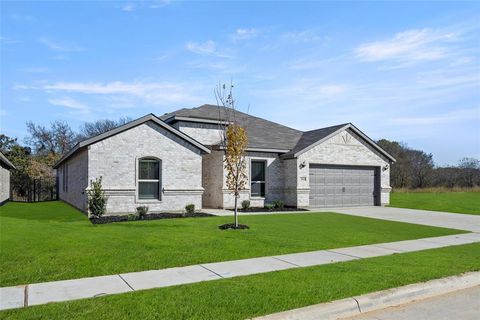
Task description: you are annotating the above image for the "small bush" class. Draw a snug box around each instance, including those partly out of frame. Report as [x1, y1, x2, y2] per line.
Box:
[185, 204, 195, 215]
[241, 200, 251, 211]
[264, 204, 274, 211]
[87, 177, 107, 218]
[272, 200, 285, 209]
[136, 206, 149, 219]
[127, 213, 139, 221]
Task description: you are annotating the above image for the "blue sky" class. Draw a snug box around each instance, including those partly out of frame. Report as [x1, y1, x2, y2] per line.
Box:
[1, 1, 479, 165]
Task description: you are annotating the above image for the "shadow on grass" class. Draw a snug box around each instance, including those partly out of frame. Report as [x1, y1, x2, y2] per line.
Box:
[0, 201, 88, 223]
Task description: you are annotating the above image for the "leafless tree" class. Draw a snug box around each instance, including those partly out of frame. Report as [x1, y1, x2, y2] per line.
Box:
[458, 157, 480, 187]
[25, 120, 76, 156]
[78, 117, 132, 140]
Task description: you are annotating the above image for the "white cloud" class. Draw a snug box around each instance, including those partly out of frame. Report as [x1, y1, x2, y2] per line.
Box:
[38, 38, 85, 52]
[48, 97, 92, 119]
[49, 97, 90, 112]
[186, 40, 216, 55]
[149, 0, 171, 8]
[122, 3, 136, 11]
[391, 108, 479, 126]
[121, 0, 171, 11]
[253, 79, 347, 103]
[415, 70, 480, 89]
[185, 40, 233, 58]
[282, 29, 323, 43]
[23, 81, 205, 106]
[317, 84, 346, 96]
[355, 28, 460, 63]
[232, 28, 258, 41]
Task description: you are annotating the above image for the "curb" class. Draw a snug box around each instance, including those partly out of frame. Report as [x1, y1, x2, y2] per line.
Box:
[252, 271, 480, 320]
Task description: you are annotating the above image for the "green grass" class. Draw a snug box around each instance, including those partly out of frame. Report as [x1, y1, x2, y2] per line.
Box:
[390, 192, 480, 215]
[0, 201, 466, 287]
[2, 243, 479, 320]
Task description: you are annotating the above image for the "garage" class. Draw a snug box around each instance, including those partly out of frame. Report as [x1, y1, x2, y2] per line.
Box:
[309, 164, 379, 207]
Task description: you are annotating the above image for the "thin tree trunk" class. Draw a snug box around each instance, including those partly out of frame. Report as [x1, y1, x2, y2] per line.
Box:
[234, 194, 238, 227]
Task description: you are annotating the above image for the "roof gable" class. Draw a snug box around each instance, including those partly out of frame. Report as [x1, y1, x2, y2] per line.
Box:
[282, 123, 396, 162]
[54, 114, 210, 168]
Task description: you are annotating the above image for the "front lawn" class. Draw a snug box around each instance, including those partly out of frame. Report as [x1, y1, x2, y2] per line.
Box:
[0, 201, 466, 287]
[2, 243, 479, 319]
[390, 191, 480, 215]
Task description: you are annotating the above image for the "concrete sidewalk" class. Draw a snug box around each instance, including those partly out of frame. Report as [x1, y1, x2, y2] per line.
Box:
[1, 232, 479, 311]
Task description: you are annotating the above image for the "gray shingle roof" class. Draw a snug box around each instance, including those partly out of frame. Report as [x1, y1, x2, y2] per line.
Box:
[161, 105, 395, 162]
[161, 104, 304, 151]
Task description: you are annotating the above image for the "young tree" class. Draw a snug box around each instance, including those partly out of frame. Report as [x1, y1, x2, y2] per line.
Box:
[87, 177, 107, 218]
[215, 83, 248, 228]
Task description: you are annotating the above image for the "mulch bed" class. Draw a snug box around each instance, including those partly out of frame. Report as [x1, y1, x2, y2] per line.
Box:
[218, 223, 250, 230]
[229, 207, 309, 213]
[90, 212, 214, 224]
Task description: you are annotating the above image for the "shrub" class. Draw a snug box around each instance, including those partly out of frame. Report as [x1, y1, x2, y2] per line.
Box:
[185, 204, 195, 215]
[127, 213, 139, 221]
[87, 177, 107, 218]
[264, 204, 274, 211]
[272, 200, 285, 209]
[241, 200, 251, 211]
[136, 206, 149, 219]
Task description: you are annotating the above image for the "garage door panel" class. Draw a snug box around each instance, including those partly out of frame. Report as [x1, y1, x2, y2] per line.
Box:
[309, 164, 377, 207]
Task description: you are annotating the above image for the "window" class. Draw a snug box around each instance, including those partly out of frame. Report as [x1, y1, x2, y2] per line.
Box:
[251, 160, 266, 198]
[138, 158, 161, 200]
[62, 163, 68, 192]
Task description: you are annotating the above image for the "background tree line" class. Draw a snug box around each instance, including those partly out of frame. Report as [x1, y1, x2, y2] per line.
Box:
[1, 117, 478, 199]
[377, 139, 480, 189]
[0, 118, 130, 200]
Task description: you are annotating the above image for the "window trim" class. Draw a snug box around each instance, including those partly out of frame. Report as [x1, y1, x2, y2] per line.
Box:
[136, 157, 162, 202]
[62, 163, 68, 193]
[250, 159, 267, 199]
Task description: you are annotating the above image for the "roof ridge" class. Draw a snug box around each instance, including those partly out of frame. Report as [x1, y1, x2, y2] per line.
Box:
[301, 123, 350, 134]
[196, 104, 303, 133]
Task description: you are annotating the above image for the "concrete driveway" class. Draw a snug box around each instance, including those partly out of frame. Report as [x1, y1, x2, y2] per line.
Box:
[311, 206, 480, 232]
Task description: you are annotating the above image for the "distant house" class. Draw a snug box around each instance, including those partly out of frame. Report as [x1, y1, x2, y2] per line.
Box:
[0, 151, 16, 205]
[54, 104, 395, 214]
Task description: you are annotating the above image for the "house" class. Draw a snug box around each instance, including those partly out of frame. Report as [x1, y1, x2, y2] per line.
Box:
[0, 151, 16, 205]
[54, 104, 395, 214]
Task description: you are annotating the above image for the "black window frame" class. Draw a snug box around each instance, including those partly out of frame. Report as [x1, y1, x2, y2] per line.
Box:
[137, 158, 162, 200]
[250, 159, 266, 198]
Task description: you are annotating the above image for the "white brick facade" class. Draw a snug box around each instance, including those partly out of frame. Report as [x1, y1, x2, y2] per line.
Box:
[57, 115, 392, 213]
[201, 129, 391, 209]
[58, 148, 88, 211]
[0, 165, 10, 204]
[174, 121, 223, 145]
[58, 121, 205, 215]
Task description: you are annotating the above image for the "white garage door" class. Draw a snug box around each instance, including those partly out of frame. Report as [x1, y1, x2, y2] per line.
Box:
[309, 164, 378, 207]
